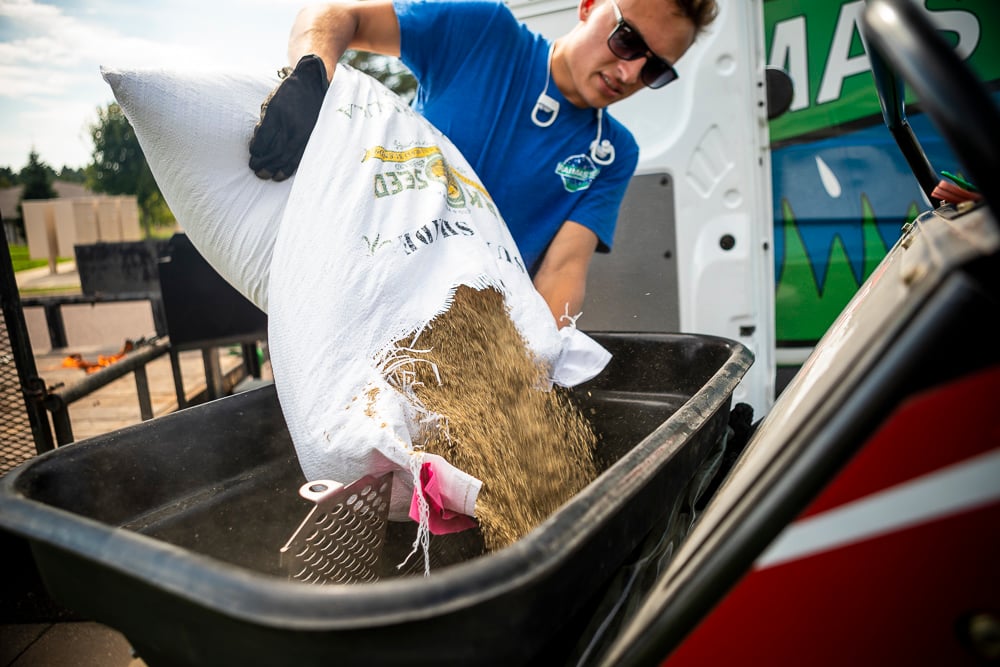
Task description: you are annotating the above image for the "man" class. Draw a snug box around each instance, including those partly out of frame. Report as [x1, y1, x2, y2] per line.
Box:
[251, 0, 717, 325]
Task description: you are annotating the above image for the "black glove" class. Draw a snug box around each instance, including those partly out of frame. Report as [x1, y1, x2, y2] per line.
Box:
[249, 54, 330, 182]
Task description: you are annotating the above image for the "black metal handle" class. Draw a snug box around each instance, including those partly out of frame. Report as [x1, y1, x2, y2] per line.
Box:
[861, 0, 1000, 210]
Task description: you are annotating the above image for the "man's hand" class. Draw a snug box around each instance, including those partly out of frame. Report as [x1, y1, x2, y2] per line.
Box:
[249, 54, 329, 182]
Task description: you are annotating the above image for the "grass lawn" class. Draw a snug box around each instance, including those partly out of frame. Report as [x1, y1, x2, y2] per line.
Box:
[7, 244, 72, 272]
[7, 223, 179, 274]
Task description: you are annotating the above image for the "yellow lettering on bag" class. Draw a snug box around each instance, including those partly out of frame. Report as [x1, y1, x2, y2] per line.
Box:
[364, 144, 496, 212]
[362, 145, 442, 163]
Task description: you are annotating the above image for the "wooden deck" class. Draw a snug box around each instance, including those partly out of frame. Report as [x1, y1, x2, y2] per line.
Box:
[1, 337, 270, 480]
[32, 342, 270, 443]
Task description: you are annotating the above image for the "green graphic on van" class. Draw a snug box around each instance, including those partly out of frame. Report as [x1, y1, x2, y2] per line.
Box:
[774, 194, 920, 344]
[765, 0, 995, 351]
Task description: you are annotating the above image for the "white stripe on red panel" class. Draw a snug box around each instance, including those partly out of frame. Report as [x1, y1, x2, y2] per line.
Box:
[756, 448, 1000, 569]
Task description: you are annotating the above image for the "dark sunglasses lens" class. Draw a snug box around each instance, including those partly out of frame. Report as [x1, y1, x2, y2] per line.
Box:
[609, 23, 646, 59]
[609, 22, 678, 89]
[643, 61, 677, 89]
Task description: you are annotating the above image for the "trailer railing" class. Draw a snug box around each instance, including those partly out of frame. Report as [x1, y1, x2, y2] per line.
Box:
[2, 222, 262, 475]
[20, 291, 167, 350]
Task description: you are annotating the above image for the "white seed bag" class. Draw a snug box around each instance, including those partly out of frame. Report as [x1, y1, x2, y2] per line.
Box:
[102, 63, 611, 521]
[101, 67, 283, 312]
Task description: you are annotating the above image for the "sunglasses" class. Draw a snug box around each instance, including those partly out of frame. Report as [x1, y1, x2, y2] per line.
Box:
[607, 0, 679, 89]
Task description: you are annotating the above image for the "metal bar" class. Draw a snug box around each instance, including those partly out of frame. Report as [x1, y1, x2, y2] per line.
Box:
[21, 377, 56, 453]
[221, 358, 249, 395]
[48, 399, 75, 446]
[52, 339, 171, 406]
[41, 339, 171, 444]
[21, 292, 162, 352]
[0, 220, 57, 454]
[135, 365, 153, 421]
[168, 334, 265, 352]
[149, 296, 169, 338]
[42, 302, 68, 349]
[169, 348, 187, 410]
[242, 342, 261, 378]
[863, 33, 938, 202]
[861, 0, 1000, 210]
[202, 347, 223, 401]
[21, 291, 162, 307]
[889, 124, 939, 204]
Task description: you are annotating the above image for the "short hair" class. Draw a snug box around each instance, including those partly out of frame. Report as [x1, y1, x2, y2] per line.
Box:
[673, 0, 719, 34]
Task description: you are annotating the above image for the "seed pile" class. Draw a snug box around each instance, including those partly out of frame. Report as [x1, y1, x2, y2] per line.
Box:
[392, 285, 599, 552]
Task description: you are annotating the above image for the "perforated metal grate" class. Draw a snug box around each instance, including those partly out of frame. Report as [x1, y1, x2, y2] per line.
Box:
[1, 310, 39, 476]
[281, 474, 392, 585]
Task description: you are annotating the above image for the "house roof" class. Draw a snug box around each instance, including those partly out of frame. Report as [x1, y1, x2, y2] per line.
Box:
[0, 181, 94, 222]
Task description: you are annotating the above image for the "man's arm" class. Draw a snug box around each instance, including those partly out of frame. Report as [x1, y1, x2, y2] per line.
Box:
[250, 1, 401, 180]
[532, 221, 599, 328]
[288, 0, 401, 77]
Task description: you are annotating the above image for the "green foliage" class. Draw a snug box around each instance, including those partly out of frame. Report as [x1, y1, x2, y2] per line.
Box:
[57, 165, 86, 183]
[19, 150, 57, 201]
[14, 150, 57, 225]
[0, 162, 84, 188]
[341, 50, 417, 102]
[141, 189, 175, 231]
[774, 195, 893, 343]
[87, 102, 175, 233]
[87, 103, 142, 193]
[0, 166, 16, 188]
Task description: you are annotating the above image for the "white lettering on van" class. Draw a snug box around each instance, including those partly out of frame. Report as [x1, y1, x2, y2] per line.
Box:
[769, 1, 982, 112]
[927, 5, 980, 59]
[817, 1, 868, 105]
[768, 15, 809, 112]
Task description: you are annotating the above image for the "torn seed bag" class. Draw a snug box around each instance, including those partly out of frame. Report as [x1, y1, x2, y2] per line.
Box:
[101, 63, 612, 531]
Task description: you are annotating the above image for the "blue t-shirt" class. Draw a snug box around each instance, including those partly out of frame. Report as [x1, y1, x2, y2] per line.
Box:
[393, 0, 639, 273]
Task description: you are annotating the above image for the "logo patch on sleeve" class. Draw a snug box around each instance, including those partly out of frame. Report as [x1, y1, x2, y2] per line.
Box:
[555, 154, 600, 193]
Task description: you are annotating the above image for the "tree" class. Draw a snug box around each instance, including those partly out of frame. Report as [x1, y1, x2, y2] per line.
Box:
[87, 102, 173, 234]
[19, 150, 57, 201]
[57, 166, 86, 183]
[13, 150, 57, 234]
[0, 165, 16, 188]
[341, 51, 417, 102]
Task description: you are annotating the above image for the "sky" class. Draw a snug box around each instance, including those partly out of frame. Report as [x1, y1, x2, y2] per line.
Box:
[0, 0, 308, 171]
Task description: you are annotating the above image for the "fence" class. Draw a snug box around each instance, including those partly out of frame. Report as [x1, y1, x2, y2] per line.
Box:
[22, 195, 142, 273]
[1, 223, 56, 474]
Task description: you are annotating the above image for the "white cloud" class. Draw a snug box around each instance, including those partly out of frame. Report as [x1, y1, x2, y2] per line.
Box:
[0, 0, 297, 169]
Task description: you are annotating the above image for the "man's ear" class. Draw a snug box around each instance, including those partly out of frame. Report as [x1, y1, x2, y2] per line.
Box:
[578, 0, 597, 21]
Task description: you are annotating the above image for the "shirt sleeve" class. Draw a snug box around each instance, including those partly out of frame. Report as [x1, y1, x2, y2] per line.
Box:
[393, 0, 512, 96]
